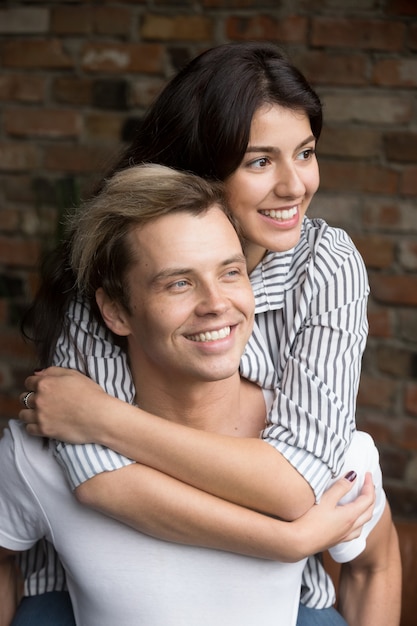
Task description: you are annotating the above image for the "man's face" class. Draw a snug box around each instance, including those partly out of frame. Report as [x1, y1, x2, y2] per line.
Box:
[106, 206, 254, 388]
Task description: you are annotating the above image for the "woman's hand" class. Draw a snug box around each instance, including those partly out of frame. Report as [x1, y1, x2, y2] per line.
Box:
[293, 472, 375, 559]
[19, 367, 111, 442]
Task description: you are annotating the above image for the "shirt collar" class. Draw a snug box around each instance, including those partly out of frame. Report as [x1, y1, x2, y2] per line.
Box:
[249, 224, 311, 314]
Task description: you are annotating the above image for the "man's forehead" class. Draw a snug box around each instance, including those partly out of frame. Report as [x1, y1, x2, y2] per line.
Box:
[133, 206, 238, 246]
[129, 207, 243, 278]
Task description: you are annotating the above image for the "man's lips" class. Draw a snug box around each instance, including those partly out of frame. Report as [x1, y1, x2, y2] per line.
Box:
[186, 326, 231, 343]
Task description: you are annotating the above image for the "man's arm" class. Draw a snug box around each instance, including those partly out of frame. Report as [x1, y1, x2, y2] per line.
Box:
[337, 503, 401, 626]
[0, 548, 21, 626]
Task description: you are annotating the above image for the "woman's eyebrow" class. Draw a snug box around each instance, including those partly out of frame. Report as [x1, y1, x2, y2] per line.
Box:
[245, 134, 316, 155]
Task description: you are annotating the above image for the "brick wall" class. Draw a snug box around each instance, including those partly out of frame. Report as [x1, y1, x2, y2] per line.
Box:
[0, 0, 416, 519]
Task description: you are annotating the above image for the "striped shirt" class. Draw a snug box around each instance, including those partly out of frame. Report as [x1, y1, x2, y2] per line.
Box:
[26, 217, 370, 609]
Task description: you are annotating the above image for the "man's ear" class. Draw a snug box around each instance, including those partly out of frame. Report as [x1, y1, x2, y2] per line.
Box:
[95, 288, 131, 337]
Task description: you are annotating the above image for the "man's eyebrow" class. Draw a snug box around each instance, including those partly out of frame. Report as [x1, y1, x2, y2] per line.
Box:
[150, 253, 247, 285]
[245, 134, 316, 155]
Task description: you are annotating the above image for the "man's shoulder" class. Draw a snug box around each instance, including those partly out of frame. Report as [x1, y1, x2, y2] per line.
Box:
[2, 420, 60, 487]
[5, 419, 46, 455]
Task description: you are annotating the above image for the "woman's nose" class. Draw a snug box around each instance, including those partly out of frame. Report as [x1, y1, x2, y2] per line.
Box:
[273, 163, 305, 198]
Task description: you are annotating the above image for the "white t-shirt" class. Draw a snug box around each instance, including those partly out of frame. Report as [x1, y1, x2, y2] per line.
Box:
[0, 420, 306, 626]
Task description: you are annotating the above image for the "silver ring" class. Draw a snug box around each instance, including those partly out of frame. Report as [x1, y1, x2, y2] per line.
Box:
[22, 391, 35, 409]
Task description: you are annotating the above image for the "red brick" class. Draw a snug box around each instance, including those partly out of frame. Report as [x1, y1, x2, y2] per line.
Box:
[401, 418, 417, 450]
[43, 144, 117, 174]
[81, 42, 164, 74]
[4, 108, 81, 139]
[0, 208, 20, 232]
[354, 235, 395, 269]
[409, 23, 417, 50]
[0, 7, 49, 35]
[0, 329, 34, 359]
[370, 274, 417, 306]
[362, 198, 417, 231]
[52, 77, 94, 105]
[226, 15, 307, 43]
[292, 51, 368, 86]
[3, 175, 35, 204]
[312, 17, 405, 51]
[131, 77, 166, 108]
[0, 393, 24, 422]
[384, 132, 417, 162]
[362, 201, 401, 228]
[141, 15, 213, 41]
[319, 126, 381, 159]
[27, 269, 41, 300]
[320, 162, 399, 194]
[51, 6, 93, 34]
[399, 240, 417, 271]
[300, 0, 377, 9]
[204, 0, 277, 6]
[405, 385, 417, 417]
[323, 94, 413, 125]
[94, 7, 134, 36]
[368, 307, 393, 338]
[386, 0, 417, 16]
[0, 237, 41, 268]
[0, 300, 8, 325]
[85, 112, 124, 141]
[373, 58, 417, 87]
[0, 74, 46, 103]
[377, 346, 415, 378]
[399, 310, 417, 343]
[2, 39, 73, 69]
[356, 412, 399, 445]
[357, 374, 398, 410]
[402, 166, 417, 195]
[0, 142, 40, 172]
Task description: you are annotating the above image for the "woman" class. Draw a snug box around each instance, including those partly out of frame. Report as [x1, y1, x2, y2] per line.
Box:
[19, 42, 400, 625]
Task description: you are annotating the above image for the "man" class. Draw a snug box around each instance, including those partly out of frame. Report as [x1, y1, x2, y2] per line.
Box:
[0, 165, 377, 626]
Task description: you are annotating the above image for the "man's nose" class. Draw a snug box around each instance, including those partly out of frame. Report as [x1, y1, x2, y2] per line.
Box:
[195, 284, 230, 316]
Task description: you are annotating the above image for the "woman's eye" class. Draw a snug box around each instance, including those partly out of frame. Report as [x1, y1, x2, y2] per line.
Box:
[248, 157, 270, 169]
[297, 148, 316, 161]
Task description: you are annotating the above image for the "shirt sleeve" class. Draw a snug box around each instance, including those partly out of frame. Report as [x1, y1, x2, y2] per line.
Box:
[327, 431, 386, 563]
[261, 228, 369, 500]
[52, 296, 136, 490]
[0, 425, 45, 551]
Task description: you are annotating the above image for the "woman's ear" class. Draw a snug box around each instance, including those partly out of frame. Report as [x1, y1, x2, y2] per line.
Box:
[95, 288, 131, 337]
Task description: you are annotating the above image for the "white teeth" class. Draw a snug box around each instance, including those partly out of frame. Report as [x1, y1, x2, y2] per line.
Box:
[188, 326, 231, 342]
[261, 206, 297, 220]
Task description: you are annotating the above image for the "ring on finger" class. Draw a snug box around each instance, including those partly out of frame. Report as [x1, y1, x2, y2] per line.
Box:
[22, 391, 35, 410]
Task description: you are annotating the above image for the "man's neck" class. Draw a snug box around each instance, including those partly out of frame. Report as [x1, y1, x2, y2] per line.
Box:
[133, 370, 243, 435]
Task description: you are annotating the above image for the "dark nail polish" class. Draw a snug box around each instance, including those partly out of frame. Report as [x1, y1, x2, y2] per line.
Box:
[345, 470, 357, 482]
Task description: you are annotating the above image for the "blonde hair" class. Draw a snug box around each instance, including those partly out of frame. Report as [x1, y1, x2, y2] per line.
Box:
[69, 164, 230, 312]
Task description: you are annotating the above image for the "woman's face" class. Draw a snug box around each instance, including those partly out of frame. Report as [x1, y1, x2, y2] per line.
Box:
[225, 104, 320, 273]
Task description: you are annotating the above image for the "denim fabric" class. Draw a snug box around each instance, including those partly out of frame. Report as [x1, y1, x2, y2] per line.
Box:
[297, 603, 349, 626]
[11, 592, 75, 626]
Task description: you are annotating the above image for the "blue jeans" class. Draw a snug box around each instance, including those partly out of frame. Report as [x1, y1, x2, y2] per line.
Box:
[11, 591, 75, 626]
[297, 602, 349, 626]
[11, 592, 347, 626]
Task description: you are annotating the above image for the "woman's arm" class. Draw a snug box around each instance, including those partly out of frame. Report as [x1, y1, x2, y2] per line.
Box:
[22, 368, 315, 520]
[253, 233, 370, 500]
[75, 462, 374, 562]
